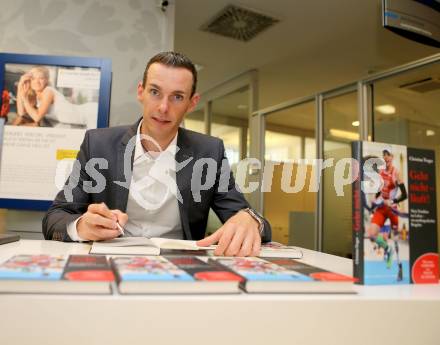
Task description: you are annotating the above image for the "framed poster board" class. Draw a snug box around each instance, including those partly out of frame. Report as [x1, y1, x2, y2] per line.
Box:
[0, 53, 111, 210]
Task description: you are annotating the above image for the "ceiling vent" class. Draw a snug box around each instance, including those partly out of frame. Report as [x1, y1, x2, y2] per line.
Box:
[399, 77, 440, 93]
[201, 4, 279, 42]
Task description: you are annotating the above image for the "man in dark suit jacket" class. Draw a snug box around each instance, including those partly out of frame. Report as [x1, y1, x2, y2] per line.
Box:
[43, 51, 271, 256]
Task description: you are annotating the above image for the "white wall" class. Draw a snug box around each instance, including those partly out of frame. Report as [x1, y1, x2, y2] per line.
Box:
[0, 0, 175, 236]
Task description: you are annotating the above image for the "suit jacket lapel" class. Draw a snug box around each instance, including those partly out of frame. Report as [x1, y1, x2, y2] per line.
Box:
[113, 119, 140, 212]
[176, 127, 194, 240]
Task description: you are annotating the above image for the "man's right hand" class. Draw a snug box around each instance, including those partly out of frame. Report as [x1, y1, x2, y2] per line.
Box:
[77, 203, 128, 241]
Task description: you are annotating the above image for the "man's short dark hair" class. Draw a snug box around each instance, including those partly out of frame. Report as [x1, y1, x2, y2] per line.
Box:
[142, 51, 197, 97]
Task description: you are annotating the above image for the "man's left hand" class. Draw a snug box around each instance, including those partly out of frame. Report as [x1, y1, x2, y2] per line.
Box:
[196, 210, 261, 257]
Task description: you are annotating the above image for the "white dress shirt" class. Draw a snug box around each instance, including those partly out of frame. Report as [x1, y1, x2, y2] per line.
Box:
[67, 121, 183, 241]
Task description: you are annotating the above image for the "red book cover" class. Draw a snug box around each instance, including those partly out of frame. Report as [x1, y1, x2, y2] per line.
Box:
[265, 258, 355, 282]
[352, 141, 439, 285]
[166, 256, 244, 282]
[62, 255, 114, 282]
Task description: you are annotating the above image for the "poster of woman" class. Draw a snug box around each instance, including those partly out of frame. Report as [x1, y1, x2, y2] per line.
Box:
[0, 53, 111, 210]
[4, 64, 99, 129]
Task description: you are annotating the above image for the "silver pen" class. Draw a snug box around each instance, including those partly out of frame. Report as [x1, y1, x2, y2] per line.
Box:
[116, 222, 125, 236]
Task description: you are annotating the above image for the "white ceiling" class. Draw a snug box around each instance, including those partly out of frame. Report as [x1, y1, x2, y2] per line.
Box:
[175, 0, 439, 97]
[175, 0, 440, 143]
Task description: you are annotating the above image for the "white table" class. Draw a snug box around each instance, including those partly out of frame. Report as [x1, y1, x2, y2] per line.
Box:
[0, 240, 439, 345]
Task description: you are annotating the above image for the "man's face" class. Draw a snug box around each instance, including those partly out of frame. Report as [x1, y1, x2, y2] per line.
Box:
[137, 63, 199, 142]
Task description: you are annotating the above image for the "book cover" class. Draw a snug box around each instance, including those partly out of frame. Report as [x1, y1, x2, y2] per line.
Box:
[265, 258, 355, 282]
[212, 257, 354, 293]
[112, 256, 242, 294]
[62, 255, 114, 282]
[211, 257, 311, 282]
[0, 255, 113, 294]
[166, 256, 243, 283]
[213, 257, 312, 281]
[0, 255, 65, 280]
[407, 147, 439, 284]
[352, 141, 438, 285]
[112, 256, 193, 282]
[259, 242, 303, 258]
[211, 257, 317, 293]
[159, 249, 210, 256]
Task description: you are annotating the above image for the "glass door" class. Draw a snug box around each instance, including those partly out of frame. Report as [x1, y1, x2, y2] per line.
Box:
[263, 101, 316, 247]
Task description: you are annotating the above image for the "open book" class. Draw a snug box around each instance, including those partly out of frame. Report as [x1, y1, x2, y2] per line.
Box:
[90, 237, 303, 258]
[90, 237, 215, 255]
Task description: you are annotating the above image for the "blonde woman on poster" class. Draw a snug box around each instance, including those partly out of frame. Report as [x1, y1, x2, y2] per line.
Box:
[14, 66, 48, 126]
[13, 66, 97, 129]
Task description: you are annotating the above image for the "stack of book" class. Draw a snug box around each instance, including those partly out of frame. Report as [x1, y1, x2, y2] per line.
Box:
[111, 256, 244, 294]
[208, 257, 354, 293]
[0, 254, 114, 294]
[0, 253, 354, 294]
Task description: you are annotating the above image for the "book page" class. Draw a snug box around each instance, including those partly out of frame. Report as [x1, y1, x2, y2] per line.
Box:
[150, 238, 215, 250]
[93, 237, 155, 248]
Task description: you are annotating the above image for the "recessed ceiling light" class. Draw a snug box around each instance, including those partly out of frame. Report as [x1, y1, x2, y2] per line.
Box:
[352, 121, 360, 127]
[329, 129, 359, 141]
[237, 104, 248, 110]
[375, 104, 396, 115]
[426, 129, 435, 136]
